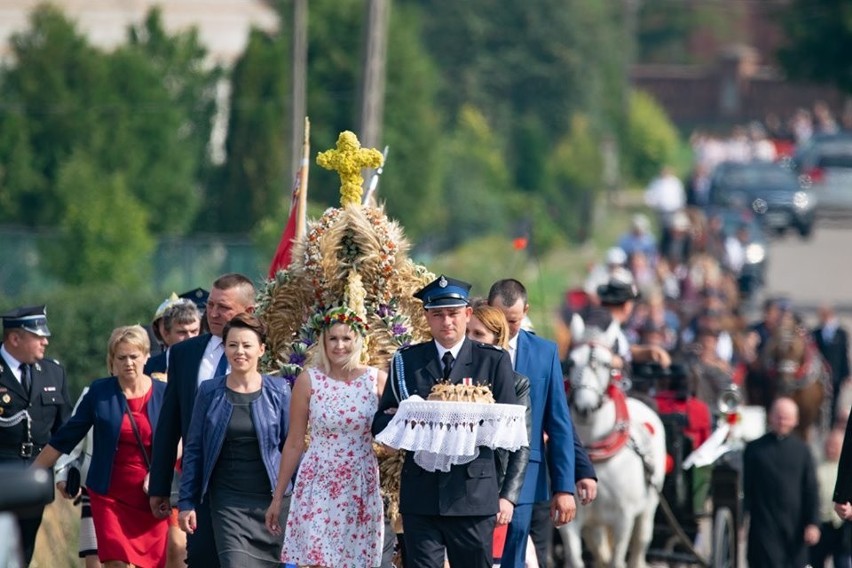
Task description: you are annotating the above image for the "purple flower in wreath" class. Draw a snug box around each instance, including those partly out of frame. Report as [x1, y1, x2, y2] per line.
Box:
[391, 323, 407, 336]
[288, 352, 307, 367]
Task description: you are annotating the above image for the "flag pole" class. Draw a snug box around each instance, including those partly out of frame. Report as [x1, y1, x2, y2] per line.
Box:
[268, 117, 311, 278]
[295, 117, 310, 239]
[362, 145, 389, 207]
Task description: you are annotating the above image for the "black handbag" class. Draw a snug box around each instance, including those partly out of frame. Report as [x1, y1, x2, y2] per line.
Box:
[65, 465, 81, 496]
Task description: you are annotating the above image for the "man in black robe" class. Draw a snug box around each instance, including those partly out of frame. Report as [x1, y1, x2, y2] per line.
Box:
[744, 397, 820, 567]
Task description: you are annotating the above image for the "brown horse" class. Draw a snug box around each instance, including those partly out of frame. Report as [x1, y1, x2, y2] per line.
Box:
[748, 312, 830, 440]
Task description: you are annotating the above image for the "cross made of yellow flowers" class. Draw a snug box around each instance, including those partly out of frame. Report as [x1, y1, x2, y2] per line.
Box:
[316, 131, 384, 207]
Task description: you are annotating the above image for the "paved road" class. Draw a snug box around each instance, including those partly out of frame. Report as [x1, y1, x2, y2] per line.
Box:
[764, 221, 852, 323]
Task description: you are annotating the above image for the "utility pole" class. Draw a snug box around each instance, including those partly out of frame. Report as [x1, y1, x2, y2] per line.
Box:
[359, 0, 390, 152]
[290, 0, 308, 186]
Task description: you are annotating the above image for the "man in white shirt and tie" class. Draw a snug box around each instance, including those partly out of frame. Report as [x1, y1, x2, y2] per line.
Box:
[149, 273, 255, 567]
[489, 279, 598, 568]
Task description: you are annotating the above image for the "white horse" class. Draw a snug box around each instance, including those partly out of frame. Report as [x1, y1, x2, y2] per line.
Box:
[558, 320, 667, 568]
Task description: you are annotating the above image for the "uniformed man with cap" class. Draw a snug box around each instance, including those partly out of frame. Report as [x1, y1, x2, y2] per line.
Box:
[0, 305, 71, 565]
[372, 275, 517, 568]
[179, 288, 210, 335]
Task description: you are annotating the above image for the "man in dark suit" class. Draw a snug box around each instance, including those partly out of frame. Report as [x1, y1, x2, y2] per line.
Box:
[0, 305, 71, 566]
[488, 279, 591, 567]
[812, 304, 850, 427]
[372, 275, 518, 568]
[149, 274, 255, 567]
[143, 297, 201, 567]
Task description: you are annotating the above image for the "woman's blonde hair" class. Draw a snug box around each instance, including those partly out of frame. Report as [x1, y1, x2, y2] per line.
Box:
[309, 322, 365, 374]
[106, 325, 150, 374]
[471, 304, 510, 349]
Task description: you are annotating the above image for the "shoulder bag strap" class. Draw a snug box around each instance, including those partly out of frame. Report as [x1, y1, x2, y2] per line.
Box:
[124, 398, 151, 470]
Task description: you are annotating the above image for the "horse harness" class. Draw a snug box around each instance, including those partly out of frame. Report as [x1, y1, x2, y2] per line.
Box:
[569, 341, 656, 487]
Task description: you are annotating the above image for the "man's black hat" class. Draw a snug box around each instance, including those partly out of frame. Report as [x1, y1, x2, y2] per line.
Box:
[414, 275, 472, 309]
[1, 305, 51, 337]
[179, 288, 210, 311]
[597, 268, 639, 306]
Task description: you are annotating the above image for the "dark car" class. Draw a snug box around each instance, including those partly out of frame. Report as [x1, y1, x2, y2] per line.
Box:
[708, 161, 816, 238]
[791, 132, 852, 218]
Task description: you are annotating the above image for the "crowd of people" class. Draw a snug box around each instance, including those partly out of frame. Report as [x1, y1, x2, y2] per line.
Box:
[1, 188, 851, 567]
[556, 188, 852, 566]
[0, 270, 581, 568]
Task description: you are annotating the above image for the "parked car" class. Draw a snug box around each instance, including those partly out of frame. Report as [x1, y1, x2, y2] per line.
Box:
[792, 132, 852, 218]
[708, 161, 816, 238]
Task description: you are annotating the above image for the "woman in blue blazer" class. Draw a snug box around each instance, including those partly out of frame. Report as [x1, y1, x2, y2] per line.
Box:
[177, 313, 291, 568]
[34, 325, 168, 568]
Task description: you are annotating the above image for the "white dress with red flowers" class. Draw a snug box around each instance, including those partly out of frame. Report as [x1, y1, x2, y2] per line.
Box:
[282, 367, 383, 568]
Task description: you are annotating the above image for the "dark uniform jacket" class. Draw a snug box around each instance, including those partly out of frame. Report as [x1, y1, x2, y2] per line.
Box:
[0, 348, 71, 462]
[144, 351, 168, 376]
[372, 337, 518, 516]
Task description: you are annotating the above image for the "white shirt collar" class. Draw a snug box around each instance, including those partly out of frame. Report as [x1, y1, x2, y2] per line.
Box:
[435, 338, 465, 362]
[198, 334, 226, 386]
[507, 333, 519, 367]
[0, 344, 24, 383]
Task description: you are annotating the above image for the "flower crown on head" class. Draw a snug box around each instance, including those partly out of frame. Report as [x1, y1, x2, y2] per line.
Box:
[317, 305, 369, 337]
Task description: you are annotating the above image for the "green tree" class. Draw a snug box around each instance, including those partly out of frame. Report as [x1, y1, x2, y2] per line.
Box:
[205, 27, 288, 233]
[127, 7, 221, 178]
[623, 90, 680, 185]
[0, 112, 44, 222]
[546, 114, 603, 243]
[375, 1, 444, 240]
[438, 106, 514, 249]
[405, 0, 625, 247]
[0, 5, 217, 235]
[116, 8, 221, 233]
[777, 0, 852, 93]
[41, 153, 154, 286]
[0, 4, 109, 226]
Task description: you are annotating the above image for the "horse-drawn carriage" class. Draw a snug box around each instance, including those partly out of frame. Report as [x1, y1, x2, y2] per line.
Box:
[632, 362, 764, 568]
[554, 321, 766, 568]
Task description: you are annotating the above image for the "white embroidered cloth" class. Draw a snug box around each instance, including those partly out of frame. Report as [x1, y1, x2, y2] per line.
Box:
[375, 396, 528, 472]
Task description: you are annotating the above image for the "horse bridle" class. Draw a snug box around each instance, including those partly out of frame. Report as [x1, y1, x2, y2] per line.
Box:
[568, 341, 622, 412]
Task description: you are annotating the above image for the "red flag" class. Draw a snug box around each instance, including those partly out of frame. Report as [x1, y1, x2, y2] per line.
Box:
[268, 119, 310, 278]
[267, 185, 301, 278]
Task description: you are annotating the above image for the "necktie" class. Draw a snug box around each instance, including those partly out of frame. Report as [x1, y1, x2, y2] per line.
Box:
[20, 363, 31, 394]
[441, 351, 454, 380]
[214, 350, 229, 378]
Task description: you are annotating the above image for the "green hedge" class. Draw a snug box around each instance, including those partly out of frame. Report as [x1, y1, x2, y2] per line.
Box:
[1, 285, 161, 399]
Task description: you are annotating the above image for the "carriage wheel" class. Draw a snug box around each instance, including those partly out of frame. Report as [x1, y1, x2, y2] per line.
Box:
[711, 506, 736, 568]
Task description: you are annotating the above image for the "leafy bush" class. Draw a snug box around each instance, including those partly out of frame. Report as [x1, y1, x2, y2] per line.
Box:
[545, 114, 604, 244]
[623, 90, 681, 185]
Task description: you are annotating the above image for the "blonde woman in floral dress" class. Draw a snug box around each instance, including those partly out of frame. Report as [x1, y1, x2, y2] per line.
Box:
[265, 307, 386, 568]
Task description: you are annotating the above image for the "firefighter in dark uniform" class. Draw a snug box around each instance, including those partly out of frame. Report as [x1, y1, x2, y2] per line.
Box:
[372, 275, 518, 568]
[0, 305, 71, 566]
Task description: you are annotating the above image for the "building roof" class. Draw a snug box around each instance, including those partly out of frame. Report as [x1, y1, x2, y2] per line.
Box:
[0, 0, 279, 66]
